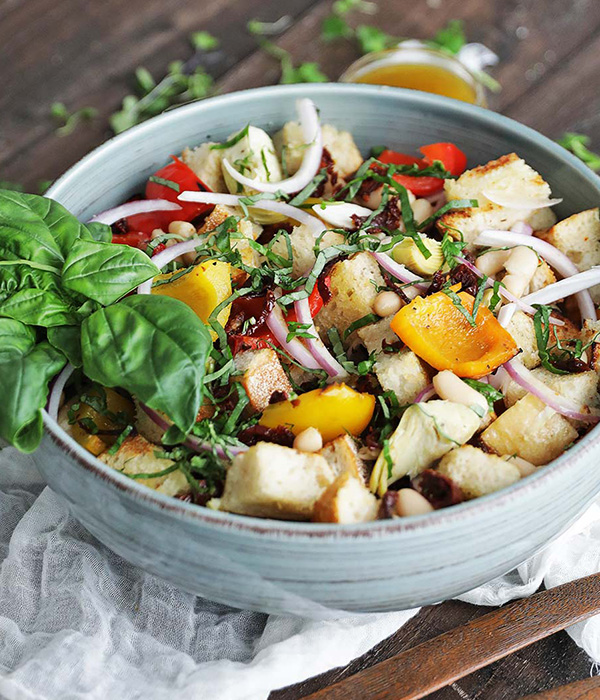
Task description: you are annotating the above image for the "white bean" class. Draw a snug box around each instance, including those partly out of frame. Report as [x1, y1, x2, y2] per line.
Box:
[433, 370, 489, 415]
[476, 249, 510, 276]
[396, 489, 434, 516]
[293, 427, 323, 453]
[503, 454, 536, 477]
[502, 246, 539, 298]
[411, 197, 434, 224]
[373, 291, 402, 317]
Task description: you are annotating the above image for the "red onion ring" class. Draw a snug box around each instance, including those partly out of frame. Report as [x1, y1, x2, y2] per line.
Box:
[504, 358, 600, 423]
[510, 221, 533, 236]
[265, 301, 322, 370]
[482, 190, 563, 210]
[137, 238, 205, 294]
[414, 384, 436, 402]
[88, 199, 182, 225]
[474, 230, 597, 321]
[369, 252, 427, 299]
[221, 98, 322, 195]
[294, 295, 347, 378]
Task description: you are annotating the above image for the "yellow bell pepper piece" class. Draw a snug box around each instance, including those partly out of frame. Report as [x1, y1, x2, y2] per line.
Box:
[152, 260, 232, 340]
[69, 387, 135, 456]
[259, 383, 375, 443]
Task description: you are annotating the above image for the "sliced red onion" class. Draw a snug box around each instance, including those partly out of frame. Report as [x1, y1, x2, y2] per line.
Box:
[221, 98, 322, 195]
[294, 296, 347, 378]
[482, 190, 563, 210]
[137, 238, 205, 294]
[370, 252, 427, 299]
[88, 199, 182, 225]
[139, 403, 247, 458]
[504, 359, 600, 423]
[511, 221, 533, 236]
[47, 363, 75, 421]
[415, 384, 436, 402]
[521, 267, 600, 310]
[265, 302, 322, 370]
[473, 230, 596, 321]
[497, 303, 518, 328]
[313, 202, 372, 229]
[178, 191, 323, 233]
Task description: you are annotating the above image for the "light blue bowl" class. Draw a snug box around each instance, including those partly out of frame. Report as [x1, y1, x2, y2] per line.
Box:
[39, 84, 600, 617]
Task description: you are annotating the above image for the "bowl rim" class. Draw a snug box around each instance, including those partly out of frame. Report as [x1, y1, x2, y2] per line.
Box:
[44, 82, 600, 539]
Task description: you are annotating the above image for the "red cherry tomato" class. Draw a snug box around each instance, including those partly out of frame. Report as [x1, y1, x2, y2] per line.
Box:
[111, 231, 151, 248]
[377, 149, 444, 196]
[124, 156, 212, 238]
[419, 142, 467, 177]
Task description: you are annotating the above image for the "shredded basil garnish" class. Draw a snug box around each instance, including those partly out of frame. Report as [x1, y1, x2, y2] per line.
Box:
[210, 125, 250, 150]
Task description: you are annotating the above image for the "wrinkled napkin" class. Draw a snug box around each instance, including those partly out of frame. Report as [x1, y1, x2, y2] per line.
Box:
[0, 446, 598, 700]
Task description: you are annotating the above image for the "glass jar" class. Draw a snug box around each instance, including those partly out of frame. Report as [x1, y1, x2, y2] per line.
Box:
[339, 41, 486, 107]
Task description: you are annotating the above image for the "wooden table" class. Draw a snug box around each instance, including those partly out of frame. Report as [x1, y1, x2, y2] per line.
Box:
[1, 0, 598, 697]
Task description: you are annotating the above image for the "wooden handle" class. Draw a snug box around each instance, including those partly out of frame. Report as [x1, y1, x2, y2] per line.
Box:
[520, 677, 600, 699]
[303, 573, 600, 700]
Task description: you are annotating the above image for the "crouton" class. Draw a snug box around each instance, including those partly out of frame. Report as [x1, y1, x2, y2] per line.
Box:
[437, 446, 521, 499]
[357, 316, 400, 354]
[373, 349, 431, 405]
[315, 252, 385, 337]
[504, 368, 599, 421]
[439, 154, 557, 244]
[582, 319, 600, 373]
[270, 224, 344, 277]
[370, 400, 482, 495]
[480, 394, 578, 465]
[506, 311, 540, 369]
[99, 435, 189, 497]
[219, 443, 336, 520]
[233, 349, 292, 412]
[274, 122, 363, 179]
[196, 204, 261, 283]
[319, 434, 366, 481]
[181, 142, 227, 193]
[535, 209, 600, 302]
[312, 471, 378, 523]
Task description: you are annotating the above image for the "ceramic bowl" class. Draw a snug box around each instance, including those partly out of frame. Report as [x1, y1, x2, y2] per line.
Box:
[39, 83, 600, 617]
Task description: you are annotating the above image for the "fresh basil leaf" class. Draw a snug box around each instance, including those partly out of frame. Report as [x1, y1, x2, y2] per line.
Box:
[0, 319, 66, 453]
[62, 240, 159, 305]
[0, 260, 63, 305]
[85, 221, 112, 243]
[81, 295, 212, 433]
[0, 288, 79, 327]
[47, 325, 83, 367]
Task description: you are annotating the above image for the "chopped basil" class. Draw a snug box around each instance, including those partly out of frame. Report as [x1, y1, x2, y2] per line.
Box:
[107, 425, 134, 455]
[463, 379, 503, 411]
[148, 175, 180, 192]
[210, 125, 250, 150]
[343, 313, 380, 340]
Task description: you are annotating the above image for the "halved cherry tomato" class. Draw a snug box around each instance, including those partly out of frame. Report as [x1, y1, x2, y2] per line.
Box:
[111, 231, 151, 248]
[117, 156, 213, 243]
[377, 150, 422, 168]
[377, 149, 444, 197]
[419, 143, 467, 178]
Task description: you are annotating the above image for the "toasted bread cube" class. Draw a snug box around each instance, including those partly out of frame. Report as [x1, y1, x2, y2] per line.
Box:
[582, 319, 600, 373]
[197, 204, 261, 283]
[134, 398, 213, 444]
[535, 209, 600, 302]
[219, 443, 336, 520]
[99, 435, 189, 497]
[233, 349, 292, 412]
[437, 446, 521, 499]
[504, 368, 599, 423]
[506, 311, 540, 369]
[270, 224, 344, 277]
[312, 472, 378, 523]
[315, 252, 385, 337]
[439, 154, 557, 244]
[373, 349, 431, 405]
[480, 394, 578, 465]
[370, 400, 482, 495]
[319, 434, 366, 481]
[182, 142, 227, 193]
[357, 317, 400, 354]
[274, 122, 363, 179]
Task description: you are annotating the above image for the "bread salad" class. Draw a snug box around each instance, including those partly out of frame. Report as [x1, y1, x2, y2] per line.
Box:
[2, 98, 600, 524]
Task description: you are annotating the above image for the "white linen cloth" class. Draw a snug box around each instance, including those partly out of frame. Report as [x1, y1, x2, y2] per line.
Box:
[0, 446, 598, 700]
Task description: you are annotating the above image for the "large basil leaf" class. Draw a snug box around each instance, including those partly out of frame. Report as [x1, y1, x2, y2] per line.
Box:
[0, 190, 85, 267]
[0, 288, 79, 327]
[85, 222, 112, 243]
[62, 240, 159, 305]
[81, 295, 212, 433]
[0, 260, 63, 304]
[47, 325, 82, 367]
[0, 319, 66, 453]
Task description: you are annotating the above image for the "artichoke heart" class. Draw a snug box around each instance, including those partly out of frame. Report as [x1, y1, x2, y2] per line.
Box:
[392, 236, 443, 276]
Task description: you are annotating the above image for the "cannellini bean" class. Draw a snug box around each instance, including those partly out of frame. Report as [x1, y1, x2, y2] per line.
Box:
[503, 455, 536, 477]
[502, 273, 529, 298]
[361, 185, 415, 210]
[293, 427, 323, 453]
[396, 488, 434, 516]
[475, 249, 510, 276]
[432, 370, 489, 415]
[501, 246, 539, 298]
[168, 220, 197, 237]
[373, 291, 403, 317]
[411, 197, 434, 223]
